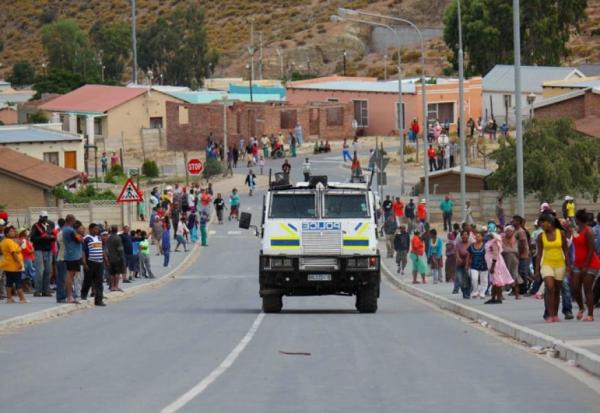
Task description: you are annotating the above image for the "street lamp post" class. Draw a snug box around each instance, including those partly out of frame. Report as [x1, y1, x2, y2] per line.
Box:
[343, 50, 347, 76]
[527, 93, 536, 120]
[246, 64, 254, 102]
[275, 48, 284, 79]
[384, 54, 388, 80]
[513, 0, 525, 216]
[337, 8, 429, 204]
[457, 0, 467, 222]
[332, 15, 406, 194]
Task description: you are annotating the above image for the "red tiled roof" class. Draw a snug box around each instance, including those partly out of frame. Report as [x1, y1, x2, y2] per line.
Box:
[38, 84, 146, 113]
[575, 115, 600, 137]
[0, 147, 80, 189]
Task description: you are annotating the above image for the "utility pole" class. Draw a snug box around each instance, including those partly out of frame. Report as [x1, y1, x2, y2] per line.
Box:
[276, 48, 284, 80]
[131, 0, 138, 84]
[343, 50, 347, 76]
[458, 0, 467, 222]
[258, 31, 263, 80]
[513, 0, 525, 216]
[384, 54, 388, 80]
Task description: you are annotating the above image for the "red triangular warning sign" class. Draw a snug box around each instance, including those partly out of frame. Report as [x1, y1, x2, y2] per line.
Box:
[117, 178, 143, 203]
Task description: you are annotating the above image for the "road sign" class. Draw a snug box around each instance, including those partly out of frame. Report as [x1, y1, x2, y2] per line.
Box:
[117, 178, 143, 203]
[187, 158, 204, 175]
[129, 168, 139, 177]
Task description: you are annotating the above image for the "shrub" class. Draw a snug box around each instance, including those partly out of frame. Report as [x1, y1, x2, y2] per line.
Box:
[142, 160, 160, 177]
[202, 158, 223, 180]
[29, 111, 48, 123]
[106, 164, 125, 183]
[52, 185, 115, 204]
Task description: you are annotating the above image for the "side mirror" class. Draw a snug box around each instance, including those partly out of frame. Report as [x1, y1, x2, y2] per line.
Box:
[239, 212, 252, 229]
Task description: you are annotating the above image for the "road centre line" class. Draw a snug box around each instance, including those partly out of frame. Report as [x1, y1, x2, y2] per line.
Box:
[161, 313, 265, 413]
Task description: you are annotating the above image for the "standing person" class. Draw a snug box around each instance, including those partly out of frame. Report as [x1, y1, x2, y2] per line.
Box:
[496, 197, 505, 227]
[1, 225, 27, 303]
[62, 216, 83, 304]
[392, 197, 404, 225]
[351, 152, 362, 181]
[54, 218, 67, 303]
[394, 225, 410, 274]
[228, 189, 240, 221]
[427, 229, 444, 284]
[110, 151, 119, 167]
[261, 135, 270, 158]
[18, 229, 35, 293]
[174, 216, 189, 252]
[290, 133, 297, 157]
[342, 139, 352, 162]
[382, 195, 393, 220]
[535, 214, 571, 322]
[427, 144, 436, 172]
[232, 146, 239, 169]
[455, 230, 472, 298]
[502, 225, 523, 300]
[100, 152, 108, 175]
[571, 210, 600, 321]
[258, 156, 265, 175]
[188, 211, 198, 243]
[281, 159, 291, 179]
[445, 232, 457, 285]
[245, 169, 257, 196]
[410, 230, 428, 284]
[302, 158, 311, 182]
[416, 199, 427, 233]
[467, 117, 475, 139]
[199, 209, 209, 247]
[294, 123, 304, 146]
[106, 226, 125, 292]
[131, 230, 141, 278]
[466, 229, 488, 299]
[214, 193, 226, 225]
[30, 211, 55, 297]
[120, 226, 134, 283]
[563, 196, 576, 226]
[139, 231, 155, 279]
[512, 215, 531, 293]
[405, 199, 416, 233]
[161, 221, 171, 267]
[81, 223, 106, 307]
[485, 227, 514, 304]
[410, 118, 420, 142]
[465, 201, 474, 225]
[439, 195, 454, 232]
[383, 214, 398, 258]
[151, 216, 164, 256]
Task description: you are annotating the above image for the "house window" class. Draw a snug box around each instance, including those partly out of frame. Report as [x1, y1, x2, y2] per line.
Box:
[395, 102, 406, 130]
[327, 98, 339, 103]
[94, 117, 103, 135]
[427, 102, 455, 123]
[43, 152, 59, 165]
[280, 110, 298, 129]
[503, 94, 512, 108]
[150, 117, 163, 129]
[326, 107, 344, 127]
[353, 100, 368, 127]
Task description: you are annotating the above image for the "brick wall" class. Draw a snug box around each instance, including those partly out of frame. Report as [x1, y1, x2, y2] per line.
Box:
[0, 175, 47, 209]
[166, 101, 354, 151]
[584, 92, 600, 117]
[535, 94, 586, 120]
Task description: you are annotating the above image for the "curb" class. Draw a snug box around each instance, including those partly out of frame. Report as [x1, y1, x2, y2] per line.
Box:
[0, 243, 202, 333]
[381, 262, 600, 377]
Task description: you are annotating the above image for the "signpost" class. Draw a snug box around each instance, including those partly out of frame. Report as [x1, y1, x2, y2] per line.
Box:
[117, 178, 143, 203]
[187, 158, 204, 175]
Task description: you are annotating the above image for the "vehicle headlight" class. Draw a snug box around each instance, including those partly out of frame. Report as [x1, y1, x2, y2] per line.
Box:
[347, 258, 369, 268]
[271, 257, 294, 268]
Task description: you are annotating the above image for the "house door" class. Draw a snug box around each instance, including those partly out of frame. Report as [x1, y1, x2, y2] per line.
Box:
[309, 108, 320, 135]
[247, 109, 257, 137]
[64, 151, 77, 170]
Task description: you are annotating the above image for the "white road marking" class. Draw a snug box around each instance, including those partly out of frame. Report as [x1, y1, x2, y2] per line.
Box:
[227, 230, 242, 235]
[177, 274, 254, 279]
[161, 312, 265, 413]
[208, 230, 216, 235]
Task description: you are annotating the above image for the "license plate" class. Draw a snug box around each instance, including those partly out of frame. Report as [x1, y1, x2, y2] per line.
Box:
[308, 274, 332, 282]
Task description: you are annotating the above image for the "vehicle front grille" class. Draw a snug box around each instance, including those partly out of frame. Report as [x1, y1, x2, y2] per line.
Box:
[301, 231, 342, 255]
[299, 257, 339, 270]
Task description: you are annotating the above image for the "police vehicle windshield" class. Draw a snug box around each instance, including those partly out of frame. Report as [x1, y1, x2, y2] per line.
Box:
[323, 194, 369, 218]
[270, 194, 316, 218]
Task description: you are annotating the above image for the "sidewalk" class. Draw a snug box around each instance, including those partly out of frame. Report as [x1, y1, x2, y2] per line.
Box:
[378, 239, 600, 377]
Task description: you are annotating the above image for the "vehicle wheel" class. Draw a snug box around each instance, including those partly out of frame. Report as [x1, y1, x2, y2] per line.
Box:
[356, 284, 378, 313]
[262, 294, 283, 313]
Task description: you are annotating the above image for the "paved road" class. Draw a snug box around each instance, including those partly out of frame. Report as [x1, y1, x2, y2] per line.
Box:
[1, 153, 600, 412]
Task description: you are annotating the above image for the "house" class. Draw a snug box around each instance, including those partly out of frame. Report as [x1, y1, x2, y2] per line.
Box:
[0, 125, 84, 170]
[0, 83, 35, 107]
[166, 100, 354, 150]
[17, 93, 60, 124]
[482, 65, 584, 126]
[0, 106, 17, 125]
[38, 84, 184, 156]
[418, 166, 492, 195]
[286, 76, 483, 137]
[577, 64, 600, 77]
[534, 87, 600, 137]
[542, 77, 600, 98]
[0, 147, 80, 209]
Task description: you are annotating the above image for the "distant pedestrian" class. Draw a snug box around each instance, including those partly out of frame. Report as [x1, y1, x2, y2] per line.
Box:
[259, 156, 265, 175]
[382, 195, 393, 220]
[417, 199, 427, 233]
[229, 189, 240, 221]
[445, 232, 457, 285]
[496, 197, 505, 227]
[200, 210, 209, 246]
[465, 201, 474, 225]
[63, 217, 84, 303]
[439, 195, 454, 232]
[392, 197, 404, 225]
[394, 225, 410, 275]
[1, 225, 26, 304]
[428, 229, 443, 284]
[175, 216, 189, 252]
[405, 199, 416, 233]
[245, 169, 256, 196]
[466, 229, 488, 299]
[106, 226, 125, 292]
[485, 228, 514, 304]
[139, 231, 155, 279]
[31, 211, 55, 297]
[81, 223, 105, 307]
[571, 210, 600, 321]
[383, 214, 398, 258]
[342, 139, 352, 162]
[101, 152, 108, 175]
[162, 221, 171, 267]
[302, 158, 311, 182]
[410, 230, 427, 284]
[214, 193, 226, 224]
[455, 230, 472, 298]
[120, 225, 134, 283]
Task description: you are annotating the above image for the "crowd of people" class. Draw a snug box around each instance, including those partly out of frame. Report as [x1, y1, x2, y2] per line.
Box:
[381, 195, 600, 322]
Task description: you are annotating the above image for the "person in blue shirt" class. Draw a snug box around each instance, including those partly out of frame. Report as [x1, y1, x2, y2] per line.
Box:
[130, 230, 141, 278]
[62, 215, 83, 304]
[162, 219, 171, 267]
[427, 229, 443, 284]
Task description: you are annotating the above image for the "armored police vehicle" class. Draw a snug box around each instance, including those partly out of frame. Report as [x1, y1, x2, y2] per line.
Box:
[240, 176, 380, 313]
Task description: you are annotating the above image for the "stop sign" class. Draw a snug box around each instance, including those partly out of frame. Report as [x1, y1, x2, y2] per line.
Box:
[187, 158, 204, 175]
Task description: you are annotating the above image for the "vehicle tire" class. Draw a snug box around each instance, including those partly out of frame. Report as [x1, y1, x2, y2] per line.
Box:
[356, 284, 378, 313]
[262, 294, 283, 313]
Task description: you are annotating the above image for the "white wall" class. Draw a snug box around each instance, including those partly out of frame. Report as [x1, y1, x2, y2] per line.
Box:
[1, 140, 85, 171]
[482, 91, 540, 126]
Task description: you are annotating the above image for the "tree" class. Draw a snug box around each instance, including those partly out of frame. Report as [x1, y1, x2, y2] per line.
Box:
[443, 0, 588, 76]
[138, 4, 218, 87]
[29, 111, 49, 123]
[41, 19, 98, 76]
[487, 118, 600, 202]
[90, 21, 131, 82]
[32, 69, 90, 99]
[7, 61, 36, 87]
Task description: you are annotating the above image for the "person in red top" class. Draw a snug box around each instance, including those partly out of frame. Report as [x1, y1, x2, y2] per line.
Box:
[410, 118, 420, 142]
[200, 189, 212, 213]
[572, 209, 600, 321]
[392, 197, 404, 225]
[409, 230, 428, 284]
[18, 229, 35, 293]
[416, 199, 427, 233]
[427, 144, 437, 172]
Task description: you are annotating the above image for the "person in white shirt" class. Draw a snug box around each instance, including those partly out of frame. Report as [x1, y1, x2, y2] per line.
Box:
[174, 216, 189, 252]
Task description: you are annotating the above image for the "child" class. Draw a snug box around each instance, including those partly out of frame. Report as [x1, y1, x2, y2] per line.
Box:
[393, 225, 410, 275]
[162, 220, 171, 267]
[427, 229, 443, 284]
[214, 193, 226, 225]
[229, 189, 240, 221]
[18, 229, 35, 293]
[139, 231, 155, 278]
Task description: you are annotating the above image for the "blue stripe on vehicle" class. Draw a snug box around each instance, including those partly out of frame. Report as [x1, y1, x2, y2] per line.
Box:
[343, 239, 369, 246]
[288, 223, 298, 232]
[354, 223, 362, 231]
[271, 239, 300, 246]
